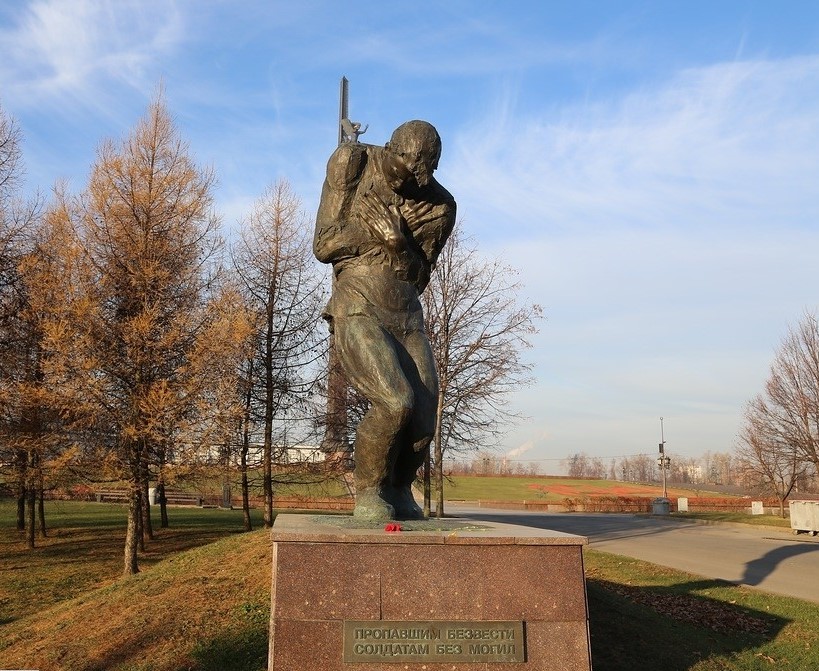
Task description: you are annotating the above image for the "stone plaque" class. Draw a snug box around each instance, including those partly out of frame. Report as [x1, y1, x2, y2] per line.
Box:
[752, 500, 764, 515]
[343, 620, 525, 664]
[677, 496, 688, 512]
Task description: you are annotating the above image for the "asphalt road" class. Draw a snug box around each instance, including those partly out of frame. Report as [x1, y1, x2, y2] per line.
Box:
[448, 504, 819, 604]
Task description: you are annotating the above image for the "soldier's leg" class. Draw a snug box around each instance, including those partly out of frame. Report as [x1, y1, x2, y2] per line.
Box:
[387, 329, 438, 518]
[334, 315, 414, 520]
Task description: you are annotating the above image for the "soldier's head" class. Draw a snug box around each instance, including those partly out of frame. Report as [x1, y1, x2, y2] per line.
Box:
[386, 120, 441, 188]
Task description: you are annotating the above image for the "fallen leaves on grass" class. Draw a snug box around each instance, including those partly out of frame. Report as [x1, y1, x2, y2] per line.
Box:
[588, 577, 772, 635]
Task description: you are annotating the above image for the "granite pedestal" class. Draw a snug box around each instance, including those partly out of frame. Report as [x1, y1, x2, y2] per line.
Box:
[269, 514, 591, 670]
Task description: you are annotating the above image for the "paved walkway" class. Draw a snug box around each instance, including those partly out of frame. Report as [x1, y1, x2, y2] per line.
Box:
[448, 504, 819, 604]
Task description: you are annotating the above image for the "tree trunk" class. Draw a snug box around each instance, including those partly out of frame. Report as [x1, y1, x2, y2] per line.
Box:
[15, 449, 26, 532]
[239, 359, 254, 532]
[263, 362, 274, 527]
[37, 481, 47, 538]
[158, 478, 169, 529]
[434, 446, 444, 518]
[263, 440, 273, 527]
[156, 482, 168, 529]
[263, 278, 276, 529]
[781, 473, 798, 519]
[262, 346, 274, 529]
[241, 434, 252, 532]
[222, 481, 232, 509]
[140, 461, 153, 541]
[434, 388, 446, 518]
[26, 481, 36, 549]
[16, 486, 26, 533]
[124, 485, 140, 575]
[423, 450, 431, 517]
[136, 487, 145, 553]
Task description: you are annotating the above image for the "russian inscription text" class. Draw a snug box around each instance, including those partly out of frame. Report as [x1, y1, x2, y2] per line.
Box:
[343, 621, 525, 663]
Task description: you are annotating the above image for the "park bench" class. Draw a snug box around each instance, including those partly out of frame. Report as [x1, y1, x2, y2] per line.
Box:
[95, 489, 129, 503]
[94, 488, 203, 506]
[161, 491, 204, 506]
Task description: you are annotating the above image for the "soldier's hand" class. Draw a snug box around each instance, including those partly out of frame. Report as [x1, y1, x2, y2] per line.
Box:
[403, 200, 436, 231]
[359, 190, 406, 251]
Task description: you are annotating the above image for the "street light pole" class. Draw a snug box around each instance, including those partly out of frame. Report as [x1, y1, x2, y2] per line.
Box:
[658, 416, 668, 498]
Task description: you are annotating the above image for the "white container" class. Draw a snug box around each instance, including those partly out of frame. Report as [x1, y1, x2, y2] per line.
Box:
[789, 500, 819, 535]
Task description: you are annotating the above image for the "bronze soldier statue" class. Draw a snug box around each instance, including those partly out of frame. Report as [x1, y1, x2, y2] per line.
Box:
[314, 120, 456, 520]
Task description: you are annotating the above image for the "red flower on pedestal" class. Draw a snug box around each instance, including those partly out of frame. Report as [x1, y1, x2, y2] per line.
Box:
[384, 523, 402, 532]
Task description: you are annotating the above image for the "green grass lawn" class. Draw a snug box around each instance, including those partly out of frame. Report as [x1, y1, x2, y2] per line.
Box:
[0, 499, 265, 623]
[56, 468, 353, 500]
[585, 549, 819, 670]
[1, 525, 272, 671]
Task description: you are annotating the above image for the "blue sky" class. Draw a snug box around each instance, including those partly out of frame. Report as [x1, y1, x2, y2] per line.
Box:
[3, 1, 819, 471]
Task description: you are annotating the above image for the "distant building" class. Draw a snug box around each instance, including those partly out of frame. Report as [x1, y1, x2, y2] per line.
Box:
[197, 443, 325, 466]
[686, 464, 703, 483]
[280, 444, 325, 464]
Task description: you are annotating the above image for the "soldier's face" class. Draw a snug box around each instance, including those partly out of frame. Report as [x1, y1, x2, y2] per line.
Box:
[393, 136, 438, 187]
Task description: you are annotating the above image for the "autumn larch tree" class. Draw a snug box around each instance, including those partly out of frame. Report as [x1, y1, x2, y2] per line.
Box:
[231, 180, 326, 528]
[7, 199, 87, 548]
[0, 101, 46, 543]
[422, 229, 542, 516]
[63, 95, 225, 575]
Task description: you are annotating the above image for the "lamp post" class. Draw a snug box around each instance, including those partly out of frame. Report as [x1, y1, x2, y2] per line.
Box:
[658, 416, 670, 499]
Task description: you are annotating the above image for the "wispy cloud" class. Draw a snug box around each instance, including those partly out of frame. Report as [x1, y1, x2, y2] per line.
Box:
[0, 0, 184, 112]
[450, 55, 819, 240]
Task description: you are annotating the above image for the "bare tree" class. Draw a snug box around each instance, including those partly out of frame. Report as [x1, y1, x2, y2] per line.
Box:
[231, 180, 326, 527]
[753, 311, 819, 477]
[736, 395, 804, 516]
[0, 102, 23, 211]
[422, 229, 542, 516]
[729, 310, 819, 517]
[618, 454, 654, 482]
[608, 458, 618, 481]
[564, 453, 590, 478]
[588, 457, 606, 479]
